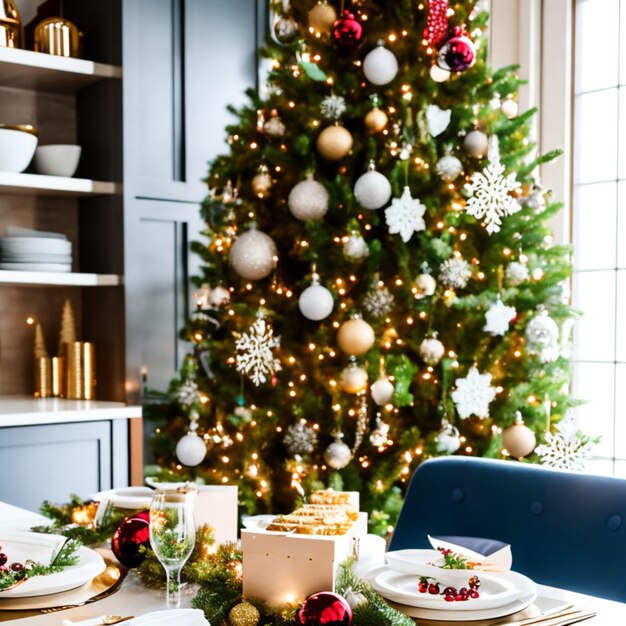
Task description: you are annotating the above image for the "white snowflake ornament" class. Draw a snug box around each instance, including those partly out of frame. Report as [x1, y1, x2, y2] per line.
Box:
[321, 94, 347, 120]
[484, 296, 516, 336]
[177, 379, 201, 406]
[505, 261, 530, 286]
[385, 186, 427, 242]
[535, 413, 595, 471]
[363, 283, 394, 318]
[234, 314, 282, 386]
[451, 366, 497, 419]
[439, 257, 472, 289]
[343, 232, 369, 259]
[284, 419, 318, 456]
[464, 136, 521, 234]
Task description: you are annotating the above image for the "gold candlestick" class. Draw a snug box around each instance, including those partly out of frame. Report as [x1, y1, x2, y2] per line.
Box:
[34, 356, 52, 398]
[82, 342, 95, 400]
[51, 356, 64, 397]
[66, 341, 83, 399]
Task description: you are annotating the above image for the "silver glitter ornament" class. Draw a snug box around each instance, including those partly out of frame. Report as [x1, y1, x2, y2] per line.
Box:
[463, 129, 489, 158]
[505, 261, 530, 287]
[419, 335, 445, 366]
[229, 228, 277, 280]
[324, 433, 353, 469]
[284, 419, 318, 456]
[439, 257, 472, 289]
[526, 308, 559, 363]
[288, 177, 329, 221]
[363, 283, 394, 318]
[274, 14, 299, 43]
[343, 233, 369, 259]
[435, 154, 463, 181]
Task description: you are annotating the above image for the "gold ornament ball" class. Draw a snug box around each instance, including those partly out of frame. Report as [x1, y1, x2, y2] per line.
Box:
[337, 318, 375, 356]
[229, 601, 260, 626]
[340, 363, 369, 394]
[502, 421, 537, 458]
[251, 172, 272, 198]
[364, 107, 388, 133]
[308, 1, 337, 35]
[316, 125, 353, 161]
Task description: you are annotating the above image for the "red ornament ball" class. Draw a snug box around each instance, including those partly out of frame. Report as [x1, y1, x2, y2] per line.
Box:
[112, 510, 150, 568]
[437, 27, 476, 72]
[298, 592, 352, 626]
[331, 11, 363, 48]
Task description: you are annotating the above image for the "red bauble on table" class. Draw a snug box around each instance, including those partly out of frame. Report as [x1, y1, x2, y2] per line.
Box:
[331, 10, 363, 48]
[298, 591, 352, 626]
[437, 27, 476, 72]
[111, 510, 150, 568]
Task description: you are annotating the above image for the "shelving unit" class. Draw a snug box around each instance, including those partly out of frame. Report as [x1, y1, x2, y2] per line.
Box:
[0, 270, 120, 286]
[0, 171, 119, 196]
[0, 46, 121, 93]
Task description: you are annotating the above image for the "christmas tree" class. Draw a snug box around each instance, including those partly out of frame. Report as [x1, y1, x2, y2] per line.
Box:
[146, 0, 585, 531]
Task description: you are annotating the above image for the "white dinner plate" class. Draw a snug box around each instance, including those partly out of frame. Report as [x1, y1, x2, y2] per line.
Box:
[0, 545, 105, 598]
[374, 568, 525, 610]
[362, 565, 537, 621]
[0, 262, 71, 272]
[0, 237, 71, 254]
[90, 487, 154, 510]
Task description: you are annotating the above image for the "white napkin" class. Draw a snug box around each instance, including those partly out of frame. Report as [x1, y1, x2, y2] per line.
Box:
[428, 535, 512, 571]
[0, 502, 51, 532]
[129, 609, 209, 625]
[0, 531, 67, 566]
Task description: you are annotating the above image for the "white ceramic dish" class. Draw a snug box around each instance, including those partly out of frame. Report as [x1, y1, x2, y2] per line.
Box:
[241, 515, 276, 531]
[362, 565, 537, 621]
[91, 486, 154, 510]
[0, 237, 71, 254]
[0, 544, 105, 598]
[0, 262, 71, 272]
[33, 144, 81, 177]
[0, 125, 38, 173]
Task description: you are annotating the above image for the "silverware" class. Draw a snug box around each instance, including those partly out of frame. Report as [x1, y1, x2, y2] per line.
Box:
[493, 606, 596, 626]
[62, 615, 134, 626]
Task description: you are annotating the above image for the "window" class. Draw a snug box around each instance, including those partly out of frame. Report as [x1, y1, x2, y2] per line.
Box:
[573, 0, 626, 475]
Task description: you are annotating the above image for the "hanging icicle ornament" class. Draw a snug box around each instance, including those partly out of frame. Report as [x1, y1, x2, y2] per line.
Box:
[320, 94, 347, 120]
[343, 231, 369, 259]
[288, 175, 329, 221]
[502, 412, 536, 459]
[465, 136, 522, 234]
[419, 334, 445, 366]
[284, 419, 318, 456]
[451, 366, 498, 419]
[298, 272, 334, 321]
[234, 311, 281, 386]
[363, 282, 394, 319]
[439, 257, 472, 289]
[435, 419, 461, 454]
[175, 410, 207, 467]
[483, 296, 517, 336]
[352, 395, 369, 452]
[535, 413, 595, 471]
[324, 432, 353, 469]
[525, 307, 560, 363]
[385, 186, 427, 242]
[362, 40, 399, 86]
[369, 414, 391, 448]
[354, 161, 392, 210]
[505, 261, 530, 287]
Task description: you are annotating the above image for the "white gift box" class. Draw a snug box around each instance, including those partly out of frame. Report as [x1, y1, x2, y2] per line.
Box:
[191, 485, 238, 545]
[241, 528, 359, 606]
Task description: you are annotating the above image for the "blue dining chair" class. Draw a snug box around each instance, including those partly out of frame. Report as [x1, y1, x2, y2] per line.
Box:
[388, 457, 626, 602]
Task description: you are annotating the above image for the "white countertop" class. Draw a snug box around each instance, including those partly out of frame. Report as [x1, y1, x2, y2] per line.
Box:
[0, 396, 142, 427]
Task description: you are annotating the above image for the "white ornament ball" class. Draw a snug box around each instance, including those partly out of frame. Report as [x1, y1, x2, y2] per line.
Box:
[344, 234, 369, 259]
[229, 229, 277, 280]
[209, 285, 231, 308]
[435, 154, 463, 181]
[337, 318, 376, 356]
[324, 436, 353, 469]
[436, 423, 461, 454]
[414, 273, 437, 298]
[463, 130, 489, 158]
[501, 97, 519, 119]
[298, 281, 334, 321]
[505, 262, 530, 287]
[430, 64, 451, 82]
[362, 45, 399, 86]
[175, 431, 207, 467]
[288, 179, 329, 221]
[526, 310, 559, 348]
[371, 376, 395, 405]
[419, 336, 445, 365]
[340, 363, 369, 394]
[502, 420, 536, 458]
[354, 169, 392, 210]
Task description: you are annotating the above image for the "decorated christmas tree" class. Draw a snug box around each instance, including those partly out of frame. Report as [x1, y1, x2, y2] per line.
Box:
[146, 0, 588, 530]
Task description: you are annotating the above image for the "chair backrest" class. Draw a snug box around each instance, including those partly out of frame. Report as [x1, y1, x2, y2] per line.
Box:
[388, 457, 626, 602]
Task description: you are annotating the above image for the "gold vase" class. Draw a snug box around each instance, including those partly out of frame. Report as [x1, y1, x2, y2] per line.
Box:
[34, 356, 52, 398]
[34, 17, 83, 58]
[0, 0, 23, 48]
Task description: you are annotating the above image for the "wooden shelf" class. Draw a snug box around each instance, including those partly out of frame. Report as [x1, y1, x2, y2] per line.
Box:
[0, 396, 141, 427]
[0, 172, 120, 197]
[0, 271, 120, 286]
[0, 47, 121, 93]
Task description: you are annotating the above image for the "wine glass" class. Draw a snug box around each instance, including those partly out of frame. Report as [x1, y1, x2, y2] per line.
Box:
[149, 491, 196, 608]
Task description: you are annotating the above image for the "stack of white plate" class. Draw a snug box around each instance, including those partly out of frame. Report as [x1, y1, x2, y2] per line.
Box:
[362, 548, 538, 621]
[0, 234, 72, 272]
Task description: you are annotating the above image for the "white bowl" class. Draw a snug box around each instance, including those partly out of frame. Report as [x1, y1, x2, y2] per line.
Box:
[34, 144, 81, 177]
[0, 125, 38, 173]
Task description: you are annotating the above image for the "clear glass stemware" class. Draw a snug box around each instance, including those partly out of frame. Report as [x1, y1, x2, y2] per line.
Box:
[149, 491, 195, 609]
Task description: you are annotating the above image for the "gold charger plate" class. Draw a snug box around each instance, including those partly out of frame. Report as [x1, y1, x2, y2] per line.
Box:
[0, 558, 126, 620]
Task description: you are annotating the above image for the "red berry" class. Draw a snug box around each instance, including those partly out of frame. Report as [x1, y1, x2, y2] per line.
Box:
[0, 553, 6, 566]
[10, 562, 23, 571]
[470, 590, 480, 598]
[418, 584, 428, 593]
[444, 594, 455, 602]
[469, 575, 481, 589]
[428, 583, 440, 594]
[443, 586, 457, 596]
[460, 587, 468, 595]
[455, 594, 467, 601]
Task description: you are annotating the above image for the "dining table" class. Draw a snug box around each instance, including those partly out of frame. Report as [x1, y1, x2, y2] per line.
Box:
[1, 501, 625, 625]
